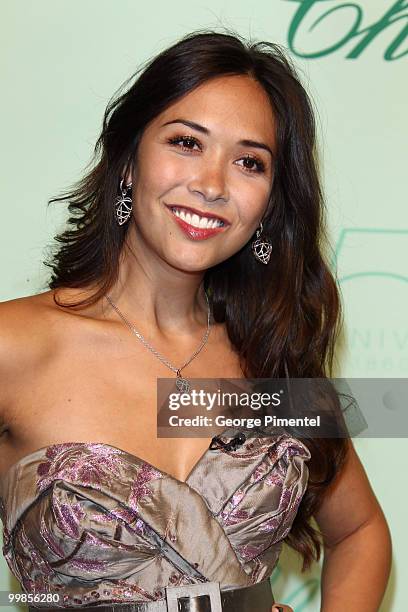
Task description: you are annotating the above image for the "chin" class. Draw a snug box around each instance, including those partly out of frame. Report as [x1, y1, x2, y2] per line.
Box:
[161, 240, 237, 271]
[164, 251, 214, 273]
[172, 259, 212, 273]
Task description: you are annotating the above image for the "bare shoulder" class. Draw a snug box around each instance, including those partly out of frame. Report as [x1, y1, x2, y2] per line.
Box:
[0, 290, 53, 344]
[0, 286, 106, 412]
[0, 291, 61, 414]
[0, 288, 56, 332]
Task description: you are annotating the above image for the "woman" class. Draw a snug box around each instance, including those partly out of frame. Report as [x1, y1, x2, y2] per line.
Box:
[0, 31, 391, 611]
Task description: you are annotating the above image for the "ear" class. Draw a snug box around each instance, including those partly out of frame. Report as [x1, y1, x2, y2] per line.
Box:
[121, 160, 134, 186]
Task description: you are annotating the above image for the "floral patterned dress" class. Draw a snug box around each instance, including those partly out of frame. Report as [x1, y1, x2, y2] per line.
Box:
[0, 431, 310, 608]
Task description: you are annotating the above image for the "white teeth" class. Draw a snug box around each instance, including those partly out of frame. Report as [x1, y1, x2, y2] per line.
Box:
[171, 207, 224, 229]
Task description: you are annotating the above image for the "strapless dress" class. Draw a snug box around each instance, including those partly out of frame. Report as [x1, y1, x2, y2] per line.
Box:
[0, 431, 311, 610]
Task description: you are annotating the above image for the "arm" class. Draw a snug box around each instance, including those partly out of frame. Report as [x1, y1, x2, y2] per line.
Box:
[314, 439, 392, 611]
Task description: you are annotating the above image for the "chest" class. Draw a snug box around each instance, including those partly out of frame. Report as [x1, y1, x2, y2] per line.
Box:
[3, 324, 244, 482]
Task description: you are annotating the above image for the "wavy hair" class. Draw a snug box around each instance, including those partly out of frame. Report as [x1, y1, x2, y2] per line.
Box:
[44, 30, 348, 571]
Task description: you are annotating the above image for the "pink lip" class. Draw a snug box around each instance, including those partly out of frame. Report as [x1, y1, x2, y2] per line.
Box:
[165, 205, 229, 241]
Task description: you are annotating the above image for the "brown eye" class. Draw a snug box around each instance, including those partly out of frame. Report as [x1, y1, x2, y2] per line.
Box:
[237, 155, 266, 174]
[167, 135, 201, 151]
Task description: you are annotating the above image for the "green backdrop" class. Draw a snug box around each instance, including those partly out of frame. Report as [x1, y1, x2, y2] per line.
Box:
[1, 1, 407, 610]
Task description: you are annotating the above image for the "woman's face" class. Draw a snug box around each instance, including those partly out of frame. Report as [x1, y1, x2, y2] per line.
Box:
[127, 74, 277, 272]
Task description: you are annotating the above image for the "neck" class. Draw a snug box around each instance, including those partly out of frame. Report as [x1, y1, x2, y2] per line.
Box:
[103, 234, 209, 338]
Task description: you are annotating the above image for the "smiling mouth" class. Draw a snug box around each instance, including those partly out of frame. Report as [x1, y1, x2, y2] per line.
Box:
[167, 205, 229, 229]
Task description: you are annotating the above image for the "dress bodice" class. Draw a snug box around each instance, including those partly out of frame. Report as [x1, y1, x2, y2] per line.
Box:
[0, 432, 311, 608]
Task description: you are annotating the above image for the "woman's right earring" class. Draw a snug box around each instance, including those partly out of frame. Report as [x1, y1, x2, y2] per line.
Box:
[251, 221, 273, 264]
[115, 179, 133, 226]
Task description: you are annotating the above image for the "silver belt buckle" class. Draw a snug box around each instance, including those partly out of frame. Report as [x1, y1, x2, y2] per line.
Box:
[165, 581, 222, 611]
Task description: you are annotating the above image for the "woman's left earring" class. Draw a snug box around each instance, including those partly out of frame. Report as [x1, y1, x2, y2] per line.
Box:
[115, 179, 133, 226]
[251, 221, 273, 264]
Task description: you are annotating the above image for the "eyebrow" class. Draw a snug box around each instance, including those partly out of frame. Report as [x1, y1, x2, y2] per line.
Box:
[161, 118, 275, 158]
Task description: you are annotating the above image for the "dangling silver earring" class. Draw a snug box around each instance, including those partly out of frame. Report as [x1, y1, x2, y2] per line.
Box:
[115, 179, 133, 226]
[251, 221, 272, 264]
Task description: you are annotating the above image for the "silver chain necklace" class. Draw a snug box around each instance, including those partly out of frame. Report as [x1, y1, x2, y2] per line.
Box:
[105, 291, 212, 392]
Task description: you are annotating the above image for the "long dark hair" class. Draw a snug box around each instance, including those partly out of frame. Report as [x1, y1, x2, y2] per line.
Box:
[44, 30, 348, 571]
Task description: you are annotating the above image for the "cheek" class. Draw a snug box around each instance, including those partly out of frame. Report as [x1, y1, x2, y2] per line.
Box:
[232, 181, 270, 226]
[137, 149, 184, 195]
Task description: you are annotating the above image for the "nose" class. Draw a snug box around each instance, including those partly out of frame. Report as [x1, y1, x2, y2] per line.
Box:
[187, 159, 229, 203]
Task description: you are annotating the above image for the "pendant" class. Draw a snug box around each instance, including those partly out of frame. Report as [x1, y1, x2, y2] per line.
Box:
[252, 238, 272, 264]
[176, 376, 190, 393]
[115, 196, 132, 225]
